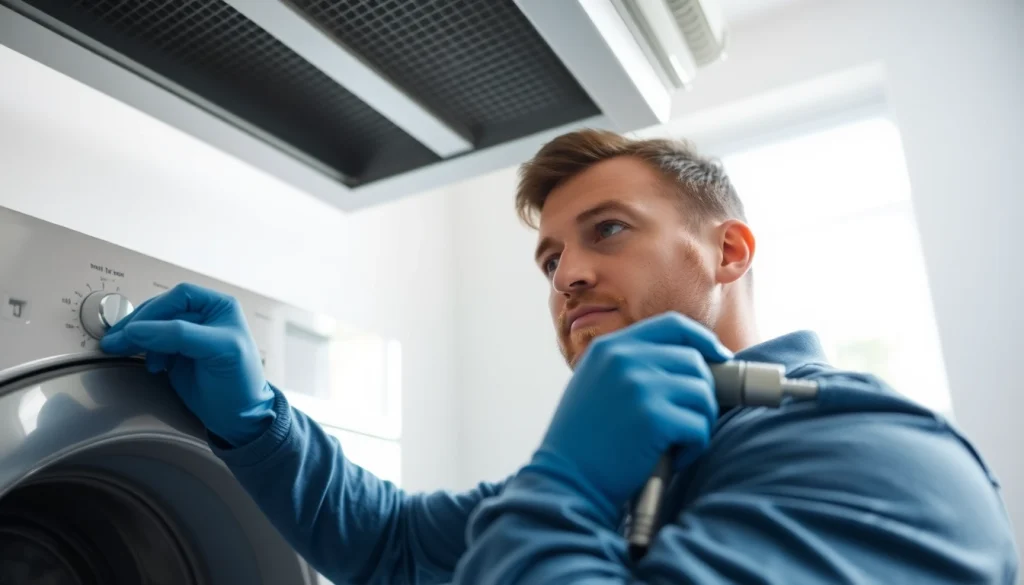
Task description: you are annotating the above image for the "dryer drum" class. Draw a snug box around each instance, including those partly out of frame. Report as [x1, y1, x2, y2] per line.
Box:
[0, 468, 198, 584]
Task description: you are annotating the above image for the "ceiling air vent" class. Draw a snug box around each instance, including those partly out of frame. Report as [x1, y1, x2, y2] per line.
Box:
[613, 0, 729, 90]
[3, 0, 441, 185]
[282, 0, 600, 149]
[0, 0, 732, 211]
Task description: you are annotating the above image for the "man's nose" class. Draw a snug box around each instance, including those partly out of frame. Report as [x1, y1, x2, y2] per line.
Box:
[552, 249, 596, 295]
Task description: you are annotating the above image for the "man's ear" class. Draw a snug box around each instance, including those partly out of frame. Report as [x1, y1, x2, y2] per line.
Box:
[716, 219, 756, 285]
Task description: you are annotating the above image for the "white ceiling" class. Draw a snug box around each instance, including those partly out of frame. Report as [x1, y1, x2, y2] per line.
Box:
[721, 0, 805, 23]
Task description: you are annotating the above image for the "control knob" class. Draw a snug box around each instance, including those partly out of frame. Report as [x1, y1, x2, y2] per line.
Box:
[80, 291, 134, 339]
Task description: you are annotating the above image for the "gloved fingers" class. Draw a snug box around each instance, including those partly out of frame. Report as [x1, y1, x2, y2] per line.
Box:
[629, 367, 717, 421]
[629, 342, 716, 386]
[654, 405, 712, 457]
[616, 312, 733, 362]
[663, 373, 718, 421]
[103, 311, 203, 355]
[107, 283, 232, 335]
[145, 352, 169, 373]
[104, 319, 230, 359]
[100, 329, 140, 355]
[106, 296, 156, 336]
[165, 357, 195, 393]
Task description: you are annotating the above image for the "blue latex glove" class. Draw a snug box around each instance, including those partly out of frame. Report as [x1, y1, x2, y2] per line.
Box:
[100, 283, 275, 447]
[527, 312, 732, 518]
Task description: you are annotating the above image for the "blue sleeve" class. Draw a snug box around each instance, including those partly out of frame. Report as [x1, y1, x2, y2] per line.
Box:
[210, 386, 506, 585]
[453, 374, 1018, 584]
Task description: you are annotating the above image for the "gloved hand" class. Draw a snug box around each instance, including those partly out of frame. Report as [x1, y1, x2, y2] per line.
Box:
[100, 282, 275, 448]
[527, 312, 731, 517]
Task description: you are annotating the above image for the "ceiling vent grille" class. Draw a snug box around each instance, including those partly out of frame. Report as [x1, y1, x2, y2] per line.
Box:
[7, 0, 444, 183]
[283, 0, 599, 147]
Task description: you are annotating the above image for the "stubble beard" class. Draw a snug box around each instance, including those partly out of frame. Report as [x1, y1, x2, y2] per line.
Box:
[559, 326, 602, 369]
[557, 296, 717, 370]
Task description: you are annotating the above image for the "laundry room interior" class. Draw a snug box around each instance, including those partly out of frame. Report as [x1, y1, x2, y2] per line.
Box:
[1, 0, 1022, 583]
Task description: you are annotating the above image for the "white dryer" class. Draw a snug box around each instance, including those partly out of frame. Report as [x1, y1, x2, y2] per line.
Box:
[0, 206, 402, 583]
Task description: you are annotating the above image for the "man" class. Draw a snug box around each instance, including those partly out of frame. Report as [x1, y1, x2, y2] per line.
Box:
[101, 130, 1018, 584]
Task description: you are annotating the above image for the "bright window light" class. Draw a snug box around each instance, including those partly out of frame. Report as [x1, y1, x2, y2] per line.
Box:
[323, 426, 402, 487]
[720, 117, 952, 415]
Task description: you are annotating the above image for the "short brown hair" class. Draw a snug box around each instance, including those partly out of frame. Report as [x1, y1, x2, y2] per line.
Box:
[515, 128, 746, 229]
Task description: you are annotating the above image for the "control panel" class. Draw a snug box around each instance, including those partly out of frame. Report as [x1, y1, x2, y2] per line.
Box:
[0, 207, 402, 458]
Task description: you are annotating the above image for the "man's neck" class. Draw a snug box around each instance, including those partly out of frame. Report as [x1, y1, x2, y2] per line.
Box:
[714, 290, 760, 354]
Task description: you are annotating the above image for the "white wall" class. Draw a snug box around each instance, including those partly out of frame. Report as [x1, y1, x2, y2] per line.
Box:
[451, 167, 570, 486]
[449, 0, 1024, 553]
[0, 45, 458, 492]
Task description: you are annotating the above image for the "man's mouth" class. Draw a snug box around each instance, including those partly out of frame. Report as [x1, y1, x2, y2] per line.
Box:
[568, 307, 618, 333]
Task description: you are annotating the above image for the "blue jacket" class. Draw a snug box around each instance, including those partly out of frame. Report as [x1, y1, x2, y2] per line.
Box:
[212, 332, 1018, 584]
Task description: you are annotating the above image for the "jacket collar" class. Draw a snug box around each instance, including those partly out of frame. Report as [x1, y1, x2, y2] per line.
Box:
[733, 330, 828, 373]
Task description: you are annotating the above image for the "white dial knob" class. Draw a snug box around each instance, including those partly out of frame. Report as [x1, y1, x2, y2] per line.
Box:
[80, 291, 134, 339]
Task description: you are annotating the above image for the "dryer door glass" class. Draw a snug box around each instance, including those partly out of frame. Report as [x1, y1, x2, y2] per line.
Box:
[0, 468, 195, 583]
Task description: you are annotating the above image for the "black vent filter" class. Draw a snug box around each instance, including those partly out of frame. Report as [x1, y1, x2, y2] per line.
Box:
[8, 0, 600, 186]
[15, 0, 441, 184]
[285, 0, 600, 148]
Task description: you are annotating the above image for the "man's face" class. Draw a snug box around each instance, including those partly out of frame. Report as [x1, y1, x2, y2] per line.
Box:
[535, 156, 720, 368]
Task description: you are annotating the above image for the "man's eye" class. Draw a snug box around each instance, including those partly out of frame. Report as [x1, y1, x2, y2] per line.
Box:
[543, 256, 559, 276]
[596, 221, 625, 239]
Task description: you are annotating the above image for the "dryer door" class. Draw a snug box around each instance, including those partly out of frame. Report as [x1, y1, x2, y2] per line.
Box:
[0, 355, 316, 585]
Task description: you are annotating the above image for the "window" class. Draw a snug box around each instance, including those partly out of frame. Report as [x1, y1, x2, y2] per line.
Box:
[280, 318, 403, 440]
[323, 426, 402, 487]
[720, 117, 952, 415]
